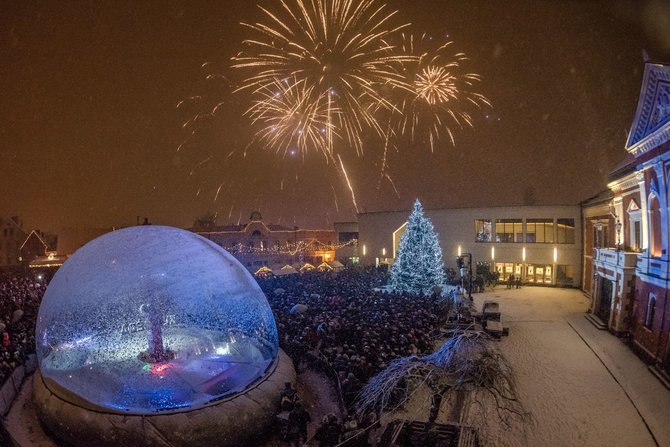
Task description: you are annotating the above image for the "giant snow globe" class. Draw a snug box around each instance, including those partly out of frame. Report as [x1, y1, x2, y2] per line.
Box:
[35, 225, 279, 414]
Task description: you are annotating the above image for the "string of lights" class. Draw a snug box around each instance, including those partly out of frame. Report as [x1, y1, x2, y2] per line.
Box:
[216, 238, 357, 255]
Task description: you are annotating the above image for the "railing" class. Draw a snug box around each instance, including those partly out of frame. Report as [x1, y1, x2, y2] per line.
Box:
[0, 354, 36, 417]
[592, 247, 639, 269]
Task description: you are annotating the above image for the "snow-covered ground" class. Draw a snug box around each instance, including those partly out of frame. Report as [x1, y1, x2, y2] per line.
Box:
[472, 286, 670, 447]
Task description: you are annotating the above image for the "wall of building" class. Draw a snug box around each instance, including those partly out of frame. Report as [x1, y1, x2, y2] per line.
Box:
[0, 217, 27, 267]
[333, 222, 359, 265]
[358, 205, 582, 287]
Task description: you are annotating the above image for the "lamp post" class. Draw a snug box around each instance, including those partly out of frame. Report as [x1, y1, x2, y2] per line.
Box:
[456, 253, 473, 300]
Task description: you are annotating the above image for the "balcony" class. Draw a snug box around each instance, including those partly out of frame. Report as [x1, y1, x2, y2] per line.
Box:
[592, 247, 639, 269]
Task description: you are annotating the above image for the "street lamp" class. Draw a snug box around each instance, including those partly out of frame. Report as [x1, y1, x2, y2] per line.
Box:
[456, 253, 473, 299]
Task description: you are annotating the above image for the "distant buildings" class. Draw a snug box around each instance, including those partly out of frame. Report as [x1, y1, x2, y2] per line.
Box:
[0, 216, 26, 267]
[192, 212, 340, 273]
[584, 62, 670, 379]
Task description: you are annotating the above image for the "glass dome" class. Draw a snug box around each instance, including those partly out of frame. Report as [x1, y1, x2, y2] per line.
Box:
[36, 226, 278, 413]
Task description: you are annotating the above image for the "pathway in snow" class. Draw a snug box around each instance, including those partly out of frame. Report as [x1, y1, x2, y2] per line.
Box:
[473, 286, 669, 447]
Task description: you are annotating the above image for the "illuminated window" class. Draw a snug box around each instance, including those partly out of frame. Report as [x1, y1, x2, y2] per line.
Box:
[339, 232, 358, 243]
[627, 200, 642, 252]
[556, 219, 575, 244]
[526, 219, 554, 243]
[474, 219, 492, 242]
[649, 195, 662, 257]
[495, 219, 522, 243]
[645, 293, 656, 328]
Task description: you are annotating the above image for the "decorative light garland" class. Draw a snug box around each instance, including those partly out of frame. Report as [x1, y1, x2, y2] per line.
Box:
[207, 237, 358, 256]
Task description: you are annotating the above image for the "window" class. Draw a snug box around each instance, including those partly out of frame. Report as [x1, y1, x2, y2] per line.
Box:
[627, 200, 642, 252]
[556, 219, 575, 244]
[645, 294, 656, 328]
[633, 221, 641, 252]
[526, 263, 553, 284]
[526, 218, 554, 243]
[339, 232, 358, 243]
[556, 265, 574, 286]
[474, 219, 492, 242]
[593, 223, 609, 248]
[649, 195, 662, 257]
[495, 219, 522, 243]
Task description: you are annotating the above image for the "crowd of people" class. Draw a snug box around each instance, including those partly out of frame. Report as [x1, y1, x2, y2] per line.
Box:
[259, 269, 445, 446]
[0, 267, 445, 446]
[0, 270, 45, 385]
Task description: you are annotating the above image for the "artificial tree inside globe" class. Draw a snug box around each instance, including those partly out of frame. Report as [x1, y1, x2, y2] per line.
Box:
[36, 226, 278, 413]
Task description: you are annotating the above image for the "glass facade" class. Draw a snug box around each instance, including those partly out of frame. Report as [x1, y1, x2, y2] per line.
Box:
[494, 262, 523, 281]
[526, 263, 553, 284]
[556, 218, 575, 244]
[526, 218, 554, 243]
[474, 219, 492, 242]
[556, 265, 575, 286]
[495, 219, 523, 243]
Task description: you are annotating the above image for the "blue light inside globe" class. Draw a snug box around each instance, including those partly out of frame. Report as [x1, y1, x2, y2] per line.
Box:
[36, 226, 278, 413]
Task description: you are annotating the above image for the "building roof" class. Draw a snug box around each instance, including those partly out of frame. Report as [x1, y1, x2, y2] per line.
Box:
[580, 189, 614, 207]
[625, 62, 670, 156]
[608, 152, 637, 182]
[20, 230, 50, 251]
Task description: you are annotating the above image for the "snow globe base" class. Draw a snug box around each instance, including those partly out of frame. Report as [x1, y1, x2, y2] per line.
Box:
[33, 349, 296, 447]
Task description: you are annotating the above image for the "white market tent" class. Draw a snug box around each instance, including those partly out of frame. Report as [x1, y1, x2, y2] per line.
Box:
[274, 264, 299, 276]
[328, 260, 344, 270]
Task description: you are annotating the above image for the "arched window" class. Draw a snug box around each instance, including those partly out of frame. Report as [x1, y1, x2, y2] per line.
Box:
[251, 230, 262, 237]
[649, 194, 662, 257]
[645, 293, 656, 329]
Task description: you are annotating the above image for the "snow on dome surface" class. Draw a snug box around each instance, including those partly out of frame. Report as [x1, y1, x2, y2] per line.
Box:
[36, 226, 278, 413]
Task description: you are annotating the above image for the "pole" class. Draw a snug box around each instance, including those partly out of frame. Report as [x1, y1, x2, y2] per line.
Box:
[468, 253, 473, 300]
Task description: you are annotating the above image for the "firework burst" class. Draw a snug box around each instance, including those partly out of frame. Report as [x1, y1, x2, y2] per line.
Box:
[246, 77, 340, 160]
[233, 0, 412, 157]
[393, 33, 490, 151]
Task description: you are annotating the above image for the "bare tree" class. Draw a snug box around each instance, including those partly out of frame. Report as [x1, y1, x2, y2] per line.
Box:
[355, 331, 528, 442]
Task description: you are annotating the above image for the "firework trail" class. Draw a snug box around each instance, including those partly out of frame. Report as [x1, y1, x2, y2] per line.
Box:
[337, 154, 359, 214]
[214, 182, 224, 202]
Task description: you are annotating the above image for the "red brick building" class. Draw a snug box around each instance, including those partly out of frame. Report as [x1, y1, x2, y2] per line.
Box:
[585, 62, 670, 378]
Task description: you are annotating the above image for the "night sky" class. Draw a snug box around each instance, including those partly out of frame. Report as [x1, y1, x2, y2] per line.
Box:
[2, 0, 669, 233]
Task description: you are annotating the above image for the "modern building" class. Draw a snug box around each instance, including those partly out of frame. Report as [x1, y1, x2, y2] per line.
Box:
[585, 62, 670, 378]
[354, 205, 582, 287]
[192, 212, 339, 272]
[333, 221, 359, 266]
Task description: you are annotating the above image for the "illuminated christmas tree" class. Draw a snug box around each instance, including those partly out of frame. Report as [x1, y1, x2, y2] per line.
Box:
[390, 199, 446, 295]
